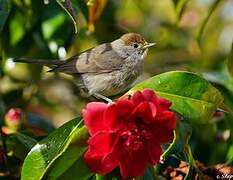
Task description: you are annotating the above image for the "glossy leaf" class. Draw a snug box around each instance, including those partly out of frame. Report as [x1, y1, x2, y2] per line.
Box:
[46, 127, 90, 179]
[21, 118, 87, 180]
[128, 71, 223, 123]
[228, 43, 233, 78]
[56, 0, 78, 33]
[0, 0, 11, 31]
[52, 155, 93, 180]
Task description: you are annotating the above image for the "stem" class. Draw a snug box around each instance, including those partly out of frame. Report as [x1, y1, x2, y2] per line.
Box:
[0, 125, 9, 175]
[161, 130, 177, 160]
[222, 103, 233, 118]
[185, 145, 204, 180]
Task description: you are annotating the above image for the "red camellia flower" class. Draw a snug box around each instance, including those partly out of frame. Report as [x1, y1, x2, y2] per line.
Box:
[82, 89, 176, 178]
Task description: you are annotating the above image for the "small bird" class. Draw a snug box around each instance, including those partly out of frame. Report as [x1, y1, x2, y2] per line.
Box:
[15, 33, 155, 102]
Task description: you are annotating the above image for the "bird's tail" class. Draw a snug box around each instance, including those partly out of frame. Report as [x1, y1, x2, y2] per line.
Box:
[13, 58, 65, 68]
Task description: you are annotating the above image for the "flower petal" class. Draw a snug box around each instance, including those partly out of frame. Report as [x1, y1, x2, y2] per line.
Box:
[84, 150, 117, 174]
[157, 111, 177, 129]
[146, 142, 162, 164]
[158, 97, 172, 111]
[132, 102, 155, 123]
[84, 131, 119, 174]
[141, 89, 157, 102]
[82, 102, 108, 135]
[87, 131, 117, 156]
[149, 102, 157, 118]
[104, 103, 127, 131]
[131, 91, 145, 105]
[119, 148, 149, 178]
[101, 147, 120, 173]
[116, 99, 134, 118]
[148, 126, 174, 144]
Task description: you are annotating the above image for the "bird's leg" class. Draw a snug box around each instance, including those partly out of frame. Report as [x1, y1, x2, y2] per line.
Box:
[92, 93, 113, 103]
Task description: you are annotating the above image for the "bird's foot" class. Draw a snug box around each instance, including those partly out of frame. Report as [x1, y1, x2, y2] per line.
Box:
[92, 93, 113, 104]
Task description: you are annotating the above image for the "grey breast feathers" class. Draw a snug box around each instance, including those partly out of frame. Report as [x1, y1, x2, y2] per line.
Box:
[49, 43, 125, 74]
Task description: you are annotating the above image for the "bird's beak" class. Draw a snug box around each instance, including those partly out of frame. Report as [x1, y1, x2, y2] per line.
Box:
[142, 42, 156, 49]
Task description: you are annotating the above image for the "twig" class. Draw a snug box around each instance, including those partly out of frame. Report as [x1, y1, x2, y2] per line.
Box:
[0, 125, 9, 175]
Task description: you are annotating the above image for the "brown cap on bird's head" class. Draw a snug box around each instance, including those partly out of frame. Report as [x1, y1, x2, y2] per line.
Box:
[120, 33, 146, 45]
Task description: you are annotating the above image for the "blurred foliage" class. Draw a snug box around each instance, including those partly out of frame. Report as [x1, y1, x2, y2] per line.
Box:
[0, 0, 233, 179]
[228, 42, 233, 77]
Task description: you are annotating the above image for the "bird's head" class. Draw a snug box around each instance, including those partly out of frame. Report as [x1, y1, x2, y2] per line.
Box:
[112, 33, 156, 60]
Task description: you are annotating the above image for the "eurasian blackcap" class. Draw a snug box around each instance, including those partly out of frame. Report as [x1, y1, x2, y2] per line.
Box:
[15, 33, 156, 102]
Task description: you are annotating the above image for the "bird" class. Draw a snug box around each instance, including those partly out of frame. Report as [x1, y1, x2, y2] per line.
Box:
[14, 33, 156, 102]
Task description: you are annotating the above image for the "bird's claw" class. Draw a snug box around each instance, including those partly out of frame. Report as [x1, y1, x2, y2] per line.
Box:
[92, 93, 113, 103]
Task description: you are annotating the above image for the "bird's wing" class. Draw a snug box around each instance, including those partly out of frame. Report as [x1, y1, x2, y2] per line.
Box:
[50, 43, 125, 74]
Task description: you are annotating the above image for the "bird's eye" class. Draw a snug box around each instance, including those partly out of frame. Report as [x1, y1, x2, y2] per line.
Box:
[133, 43, 138, 48]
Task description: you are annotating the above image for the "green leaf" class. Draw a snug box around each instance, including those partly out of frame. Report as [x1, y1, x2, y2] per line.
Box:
[173, 0, 190, 22]
[11, 133, 37, 150]
[46, 127, 90, 180]
[197, 0, 221, 46]
[6, 133, 37, 160]
[42, 13, 66, 40]
[95, 174, 105, 180]
[203, 71, 233, 116]
[0, 0, 11, 31]
[75, 0, 88, 20]
[9, 13, 26, 45]
[228, 43, 233, 78]
[21, 118, 87, 180]
[47, 147, 84, 179]
[226, 144, 233, 165]
[52, 155, 93, 180]
[56, 0, 78, 33]
[128, 71, 223, 123]
[142, 168, 154, 180]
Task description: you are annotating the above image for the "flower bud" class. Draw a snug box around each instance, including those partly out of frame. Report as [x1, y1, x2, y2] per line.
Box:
[4, 108, 23, 132]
